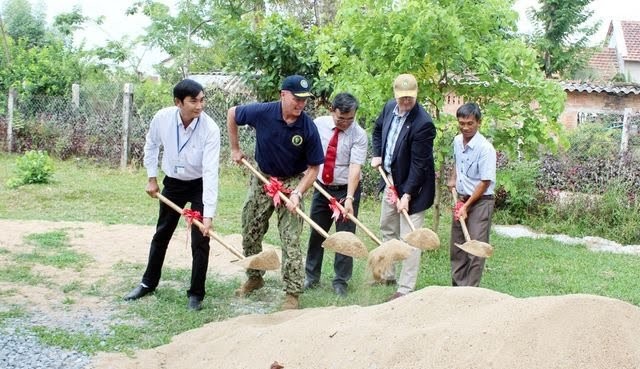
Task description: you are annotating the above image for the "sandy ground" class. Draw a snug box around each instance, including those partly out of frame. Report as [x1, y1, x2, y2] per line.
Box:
[2, 220, 640, 369]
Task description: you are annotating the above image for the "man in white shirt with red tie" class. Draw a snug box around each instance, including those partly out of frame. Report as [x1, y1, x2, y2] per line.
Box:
[124, 79, 220, 311]
[304, 92, 368, 297]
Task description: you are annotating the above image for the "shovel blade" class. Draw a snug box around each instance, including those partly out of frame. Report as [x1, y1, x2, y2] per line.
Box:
[367, 239, 413, 282]
[322, 231, 368, 259]
[236, 248, 281, 270]
[404, 228, 440, 250]
[454, 241, 493, 258]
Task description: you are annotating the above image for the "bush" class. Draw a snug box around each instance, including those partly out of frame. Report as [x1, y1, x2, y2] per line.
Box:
[495, 160, 543, 223]
[6, 150, 55, 188]
[534, 181, 640, 244]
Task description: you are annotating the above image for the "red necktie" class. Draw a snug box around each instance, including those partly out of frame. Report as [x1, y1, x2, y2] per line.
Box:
[322, 128, 340, 184]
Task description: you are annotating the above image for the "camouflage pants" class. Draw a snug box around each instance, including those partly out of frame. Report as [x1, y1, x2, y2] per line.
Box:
[241, 172, 304, 295]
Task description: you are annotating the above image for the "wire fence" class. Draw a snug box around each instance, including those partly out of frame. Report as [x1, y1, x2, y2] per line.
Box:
[0, 83, 258, 167]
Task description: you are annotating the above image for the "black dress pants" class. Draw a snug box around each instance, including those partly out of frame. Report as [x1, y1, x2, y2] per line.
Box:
[141, 176, 210, 300]
[305, 182, 361, 288]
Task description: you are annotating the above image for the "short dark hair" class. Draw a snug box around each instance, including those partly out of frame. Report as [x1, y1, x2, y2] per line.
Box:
[173, 79, 204, 102]
[456, 102, 482, 121]
[331, 92, 359, 113]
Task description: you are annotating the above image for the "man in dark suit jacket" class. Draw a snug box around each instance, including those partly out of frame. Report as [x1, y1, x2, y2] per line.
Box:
[371, 73, 436, 301]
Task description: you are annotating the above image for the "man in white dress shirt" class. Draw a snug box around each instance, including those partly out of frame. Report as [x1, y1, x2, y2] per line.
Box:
[124, 79, 220, 311]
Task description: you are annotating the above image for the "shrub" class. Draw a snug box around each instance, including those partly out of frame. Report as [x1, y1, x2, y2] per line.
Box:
[495, 160, 543, 223]
[6, 150, 55, 188]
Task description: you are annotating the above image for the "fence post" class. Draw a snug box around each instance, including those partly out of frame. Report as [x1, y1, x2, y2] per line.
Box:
[619, 108, 631, 164]
[72, 83, 80, 109]
[7, 88, 16, 152]
[121, 83, 134, 169]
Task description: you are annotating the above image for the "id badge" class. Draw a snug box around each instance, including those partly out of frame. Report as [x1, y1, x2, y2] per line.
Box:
[172, 159, 186, 175]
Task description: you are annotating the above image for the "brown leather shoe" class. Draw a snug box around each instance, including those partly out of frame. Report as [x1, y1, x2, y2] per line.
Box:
[281, 293, 299, 310]
[235, 276, 264, 297]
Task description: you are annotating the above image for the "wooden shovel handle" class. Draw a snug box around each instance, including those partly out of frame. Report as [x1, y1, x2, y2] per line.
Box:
[459, 217, 472, 242]
[451, 187, 471, 242]
[155, 192, 245, 259]
[376, 165, 416, 232]
[240, 158, 331, 239]
[312, 182, 382, 245]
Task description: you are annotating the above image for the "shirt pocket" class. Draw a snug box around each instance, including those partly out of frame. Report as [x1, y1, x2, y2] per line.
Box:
[465, 160, 480, 180]
[185, 141, 204, 167]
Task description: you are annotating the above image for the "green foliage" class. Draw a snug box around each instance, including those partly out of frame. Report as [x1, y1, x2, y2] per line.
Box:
[1, 0, 46, 48]
[495, 160, 543, 222]
[319, 0, 566, 160]
[0, 37, 85, 95]
[222, 13, 324, 101]
[127, 0, 223, 79]
[6, 150, 54, 188]
[538, 123, 639, 193]
[133, 79, 174, 121]
[565, 123, 619, 161]
[524, 181, 640, 245]
[527, 0, 599, 78]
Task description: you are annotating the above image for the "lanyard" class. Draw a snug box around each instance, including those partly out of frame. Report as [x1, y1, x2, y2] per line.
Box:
[176, 112, 200, 154]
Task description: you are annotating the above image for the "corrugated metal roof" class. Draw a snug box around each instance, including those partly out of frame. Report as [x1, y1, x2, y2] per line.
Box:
[188, 72, 254, 95]
[562, 82, 640, 95]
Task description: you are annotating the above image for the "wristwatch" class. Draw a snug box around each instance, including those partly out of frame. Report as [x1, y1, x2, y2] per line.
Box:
[346, 195, 355, 201]
[291, 189, 303, 199]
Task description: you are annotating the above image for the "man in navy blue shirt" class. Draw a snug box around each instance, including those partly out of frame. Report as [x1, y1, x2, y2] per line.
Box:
[227, 75, 324, 309]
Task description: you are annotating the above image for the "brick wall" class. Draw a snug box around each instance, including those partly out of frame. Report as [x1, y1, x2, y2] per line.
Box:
[560, 91, 640, 129]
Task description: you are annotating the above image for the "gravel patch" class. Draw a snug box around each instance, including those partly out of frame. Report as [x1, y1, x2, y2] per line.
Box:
[494, 225, 640, 255]
[0, 318, 91, 369]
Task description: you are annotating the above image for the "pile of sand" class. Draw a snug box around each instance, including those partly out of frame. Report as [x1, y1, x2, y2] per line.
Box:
[93, 286, 640, 369]
[2, 220, 639, 368]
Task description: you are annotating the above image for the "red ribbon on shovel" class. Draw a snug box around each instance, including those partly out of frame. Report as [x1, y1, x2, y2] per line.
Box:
[385, 185, 399, 205]
[263, 177, 291, 207]
[328, 197, 345, 222]
[182, 209, 203, 247]
[453, 200, 465, 221]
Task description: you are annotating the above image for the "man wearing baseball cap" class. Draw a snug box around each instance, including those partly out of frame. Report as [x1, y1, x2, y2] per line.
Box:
[281, 75, 314, 98]
[227, 75, 324, 310]
[371, 73, 437, 301]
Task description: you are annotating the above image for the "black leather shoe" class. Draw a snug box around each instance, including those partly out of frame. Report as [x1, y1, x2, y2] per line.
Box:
[303, 279, 319, 290]
[334, 284, 347, 297]
[188, 296, 203, 311]
[124, 285, 154, 301]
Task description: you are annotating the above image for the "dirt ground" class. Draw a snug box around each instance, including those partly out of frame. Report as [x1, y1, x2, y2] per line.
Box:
[2, 219, 640, 369]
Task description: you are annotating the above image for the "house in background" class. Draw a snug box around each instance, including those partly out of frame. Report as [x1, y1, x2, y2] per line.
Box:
[558, 20, 640, 129]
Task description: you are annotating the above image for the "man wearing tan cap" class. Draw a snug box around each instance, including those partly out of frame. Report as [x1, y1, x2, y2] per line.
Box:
[371, 73, 437, 300]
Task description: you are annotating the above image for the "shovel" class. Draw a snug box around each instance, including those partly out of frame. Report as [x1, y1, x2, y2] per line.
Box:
[312, 181, 382, 245]
[155, 192, 281, 270]
[376, 166, 440, 250]
[311, 182, 414, 281]
[451, 189, 494, 258]
[241, 158, 368, 259]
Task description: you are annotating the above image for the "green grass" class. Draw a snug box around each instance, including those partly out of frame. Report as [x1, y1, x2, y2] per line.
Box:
[14, 230, 92, 270]
[1, 152, 640, 355]
[0, 265, 42, 284]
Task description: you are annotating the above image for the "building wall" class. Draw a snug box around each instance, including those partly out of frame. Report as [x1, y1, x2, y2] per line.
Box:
[626, 61, 640, 83]
[560, 91, 640, 129]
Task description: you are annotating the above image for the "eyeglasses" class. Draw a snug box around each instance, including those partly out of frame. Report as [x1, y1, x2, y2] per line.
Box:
[335, 116, 355, 124]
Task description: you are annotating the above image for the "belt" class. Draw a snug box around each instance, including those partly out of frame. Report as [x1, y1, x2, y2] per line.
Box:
[458, 194, 494, 202]
[317, 181, 348, 191]
[166, 176, 202, 184]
